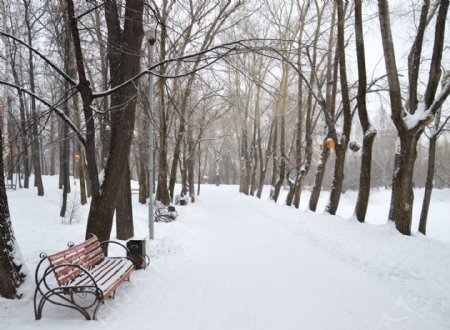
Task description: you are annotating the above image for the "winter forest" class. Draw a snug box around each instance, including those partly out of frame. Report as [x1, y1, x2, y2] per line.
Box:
[1, 0, 450, 329]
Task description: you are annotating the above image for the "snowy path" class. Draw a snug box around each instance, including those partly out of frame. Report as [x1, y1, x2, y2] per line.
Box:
[106, 188, 421, 330]
[3, 183, 447, 330]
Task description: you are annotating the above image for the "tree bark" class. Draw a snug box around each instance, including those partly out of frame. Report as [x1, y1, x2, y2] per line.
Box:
[23, 0, 44, 196]
[354, 0, 377, 222]
[49, 114, 56, 176]
[187, 126, 196, 202]
[65, 0, 100, 200]
[85, 0, 144, 247]
[8, 43, 30, 188]
[273, 65, 289, 202]
[138, 111, 148, 204]
[256, 122, 274, 199]
[419, 136, 436, 235]
[60, 6, 72, 217]
[94, 7, 110, 170]
[309, 143, 330, 211]
[325, 0, 352, 215]
[116, 162, 134, 240]
[0, 117, 26, 299]
[155, 0, 171, 205]
[249, 84, 260, 196]
[308, 3, 337, 211]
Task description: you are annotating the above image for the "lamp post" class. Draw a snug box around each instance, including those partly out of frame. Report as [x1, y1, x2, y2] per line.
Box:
[146, 28, 159, 240]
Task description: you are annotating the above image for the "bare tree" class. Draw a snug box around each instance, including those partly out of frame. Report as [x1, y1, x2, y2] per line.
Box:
[419, 72, 450, 234]
[377, 0, 450, 234]
[84, 0, 144, 244]
[23, 0, 44, 196]
[0, 111, 26, 298]
[353, 0, 377, 222]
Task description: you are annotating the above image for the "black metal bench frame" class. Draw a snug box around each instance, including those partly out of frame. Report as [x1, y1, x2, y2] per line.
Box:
[34, 235, 137, 320]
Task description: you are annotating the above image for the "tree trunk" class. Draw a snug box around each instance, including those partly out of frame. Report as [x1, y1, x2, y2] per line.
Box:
[94, 6, 110, 171]
[309, 144, 330, 211]
[187, 126, 196, 202]
[273, 65, 289, 202]
[116, 162, 134, 240]
[286, 71, 303, 207]
[249, 108, 258, 197]
[390, 135, 418, 234]
[155, 1, 171, 205]
[59, 11, 72, 216]
[181, 138, 188, 195]
[24, 0, 44, 196]
[65, 0, 100, 201]
[59, 117, 70, 217]
[354, 0, 377, 222]
[378, 0, 449, 234]
[237, 69, 251, 196]
[78, 150, 87, 205]
[269, 109, 279, 199]
[85, 0, 144, 248]
[71, 90, 87, 205]
[325, 143, 346, 215]
[419, 136, 436, 235]
[0, 118, 26, 299]
[138, 111, 148, 204]
[308, 3, 337, 211]
[287, 3, 319, 208]
[354, 133, 376, 221]
[256, 122, 274, 199]
[138, 157, 148, 204]
[84, 157, 92, 198]
[49, 115, 56, 176]
[8, 43, 30, 188]
[325, 0, 352, 215]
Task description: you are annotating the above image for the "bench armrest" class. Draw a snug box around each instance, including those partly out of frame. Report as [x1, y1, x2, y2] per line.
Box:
[99, 240, 131, 255]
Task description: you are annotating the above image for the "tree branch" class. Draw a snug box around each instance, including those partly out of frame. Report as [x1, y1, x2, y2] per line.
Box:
[0, 31, 77, 86]
[0, 79, 86, 146]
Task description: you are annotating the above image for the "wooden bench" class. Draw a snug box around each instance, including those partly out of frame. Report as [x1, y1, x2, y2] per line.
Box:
[34, 235, 136, 320]
[155, 202, 178, 222]
[5, 182, 16, 190]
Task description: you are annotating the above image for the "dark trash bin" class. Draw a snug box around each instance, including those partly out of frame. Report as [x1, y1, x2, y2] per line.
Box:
[126, 240, 148, 270]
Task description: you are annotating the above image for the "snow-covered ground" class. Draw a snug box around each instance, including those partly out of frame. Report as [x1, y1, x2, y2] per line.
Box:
[1, 177, 449, 329]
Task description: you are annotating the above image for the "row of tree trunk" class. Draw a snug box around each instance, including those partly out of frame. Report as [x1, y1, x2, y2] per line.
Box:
[236, 0, 450, 239]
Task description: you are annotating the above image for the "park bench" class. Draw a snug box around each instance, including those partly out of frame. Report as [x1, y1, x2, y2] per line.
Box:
[34, 235, 137, 320]
[155, 201, 178, 222]
[5, 182, 16, 190]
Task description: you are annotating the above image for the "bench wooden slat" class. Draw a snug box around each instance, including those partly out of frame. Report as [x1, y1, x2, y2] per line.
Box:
[103, 264, 135, 300]
[72, 259, 127, 288]
[72, 259, 117, 286]
[48, 236, 98, 261]
[52, 242, 101, 267]
[56, 251, 104, 285]
[48, 236, 105, 286]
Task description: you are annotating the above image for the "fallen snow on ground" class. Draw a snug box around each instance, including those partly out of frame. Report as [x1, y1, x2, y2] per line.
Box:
[1, 177, 449, 329]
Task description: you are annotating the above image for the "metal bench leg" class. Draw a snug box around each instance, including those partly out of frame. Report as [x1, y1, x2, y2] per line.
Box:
[37, 289, 93, 320]
[92, 300, 103, 320]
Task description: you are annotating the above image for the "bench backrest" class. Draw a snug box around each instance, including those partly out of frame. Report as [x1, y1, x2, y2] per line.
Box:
[47, 235, 104, 286]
